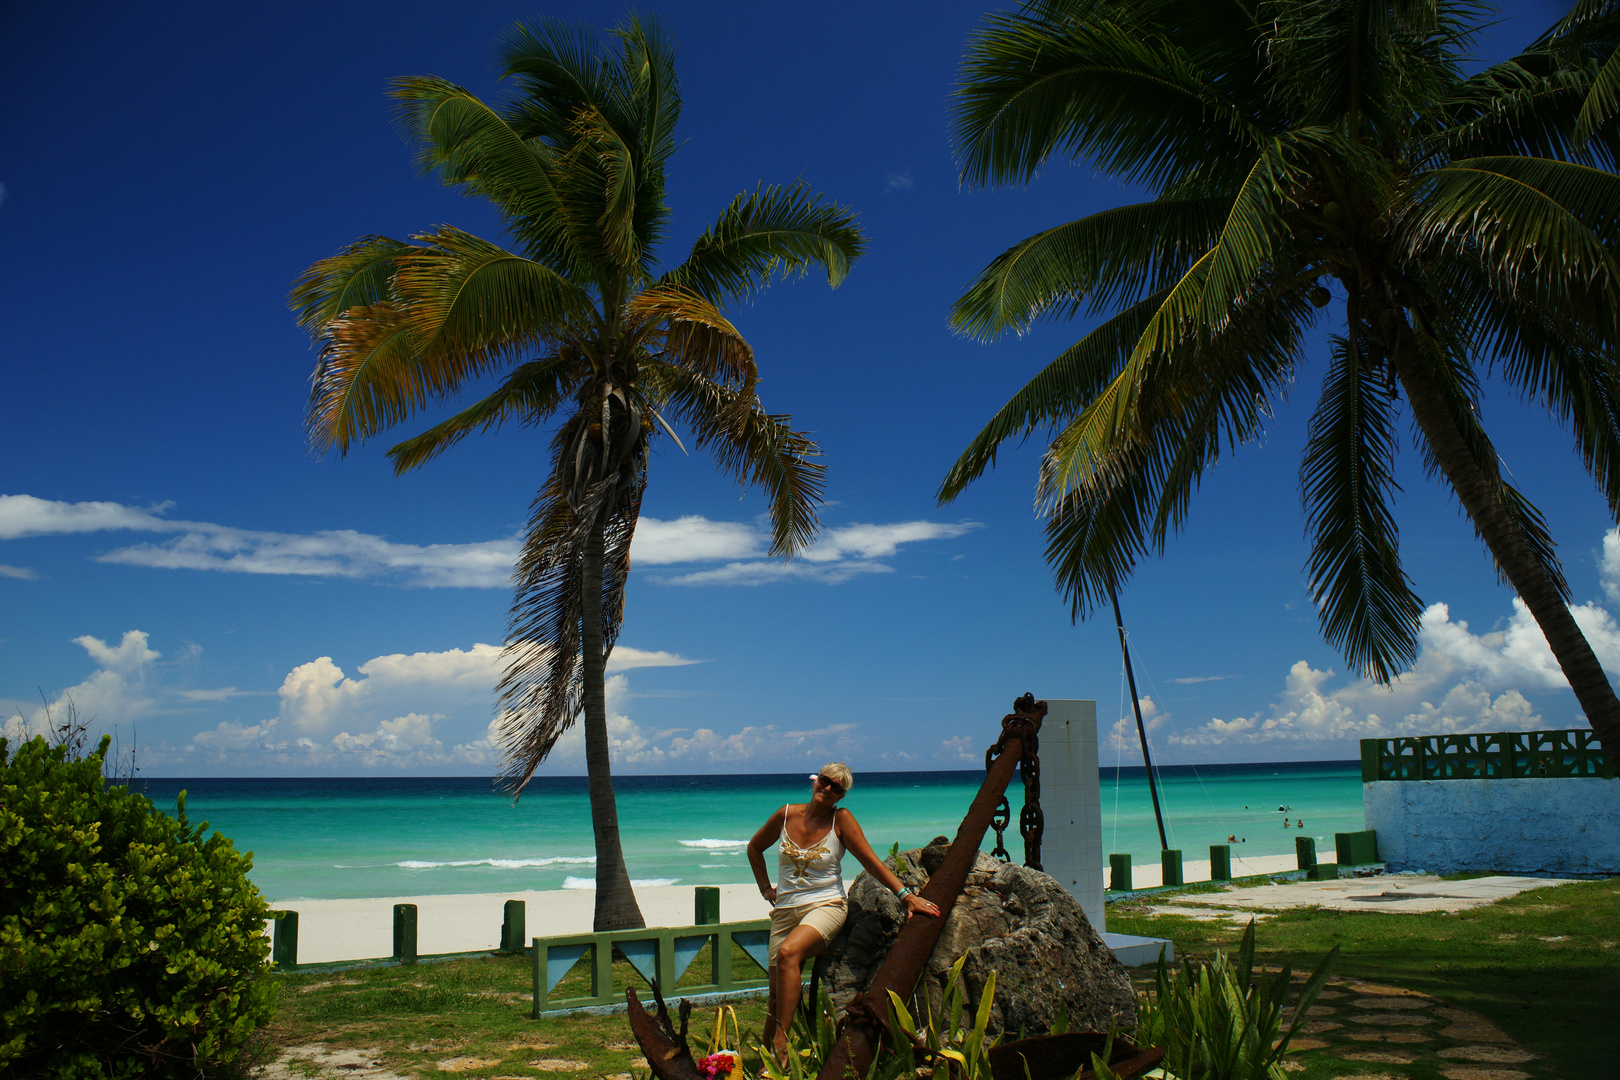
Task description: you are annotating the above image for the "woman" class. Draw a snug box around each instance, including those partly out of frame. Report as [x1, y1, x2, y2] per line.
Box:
[746, 763, 939, 1066]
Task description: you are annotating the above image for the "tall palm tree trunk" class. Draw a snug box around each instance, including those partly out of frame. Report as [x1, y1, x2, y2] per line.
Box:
[581, 514, 647, 931]
[1388, 317, 1620, 757]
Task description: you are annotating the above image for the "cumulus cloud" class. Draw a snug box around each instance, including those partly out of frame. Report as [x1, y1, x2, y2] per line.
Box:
[6, 495, 975, 590]
[1168, 597, 1616, 752]
[2, 631, 160, 745]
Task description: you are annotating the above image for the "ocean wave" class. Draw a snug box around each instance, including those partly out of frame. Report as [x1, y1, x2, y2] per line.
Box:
[562, 876, 679, 890]
[393, 856, 597, 870]
[678, 838, 747, 849]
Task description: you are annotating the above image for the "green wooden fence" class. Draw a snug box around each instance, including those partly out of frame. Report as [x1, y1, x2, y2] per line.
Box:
[531, 919, 772, 1017]
[1360, 729, 1612, 782]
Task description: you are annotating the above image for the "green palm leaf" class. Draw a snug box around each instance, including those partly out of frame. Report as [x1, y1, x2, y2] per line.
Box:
[386, 355, 578, 473]
[663, 183, 865, 306]
[1302, 337, 1421, 680]
[651, 362, 824, 558]
[950, 198, 1229, 338]
[938, 290, 1172, 504]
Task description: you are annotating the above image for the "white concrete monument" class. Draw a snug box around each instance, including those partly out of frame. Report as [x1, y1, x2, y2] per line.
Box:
[1039, 699, 1171, 967]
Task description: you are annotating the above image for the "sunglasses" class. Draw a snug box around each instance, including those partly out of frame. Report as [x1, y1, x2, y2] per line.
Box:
[810, 773, 846, 797]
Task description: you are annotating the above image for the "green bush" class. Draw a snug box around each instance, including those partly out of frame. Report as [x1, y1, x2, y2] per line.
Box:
[0, 734, 276, 1078]
[1119, 921, 1336, 1080]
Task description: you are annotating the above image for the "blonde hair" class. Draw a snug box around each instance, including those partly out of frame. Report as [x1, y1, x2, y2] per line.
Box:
[819, 762, 853, 792]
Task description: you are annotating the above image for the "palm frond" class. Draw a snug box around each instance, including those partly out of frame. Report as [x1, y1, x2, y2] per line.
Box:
[289, 235, 420, 335]
[391, 76, 573, 263]
[938, 289, 1171, 504]
[1301, 336, 1422, 681]
[953, 8, 1267, 190]
[306, 301, 422, 455]
[497, 450, 646, 793]
[386, 354, 578, 473]
[950, 197, 1229, 338]
[650, 362, 823, 557]
[1036, 284, 1309, 617]
[1399, 156, 1620, 326]
[661, 183, 866, 307]
[394, 226, 588, 380]
[627, 286, 757, 391]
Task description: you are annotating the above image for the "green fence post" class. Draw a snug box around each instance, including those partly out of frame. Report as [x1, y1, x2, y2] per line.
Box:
[1307, 862, 1339, 881]
[694, 886, 720, 925]
[271, 910, 298, 970]
[1160, 849, 1183, 888]
[393, 903, 418, 964]
[1294, 836, 1317, 870]
[1209, 844, 1231, 881]
[1108, 853, 1132, 891]
[501, 900, 526, 953]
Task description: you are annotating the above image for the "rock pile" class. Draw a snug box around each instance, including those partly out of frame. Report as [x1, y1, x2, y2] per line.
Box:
[817, 837, 1137, 1036]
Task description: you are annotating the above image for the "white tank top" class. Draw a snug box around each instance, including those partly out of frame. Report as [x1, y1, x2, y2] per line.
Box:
[774, 804, 846, 907]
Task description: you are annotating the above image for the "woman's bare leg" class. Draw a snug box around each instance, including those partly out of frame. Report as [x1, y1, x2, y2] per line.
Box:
[769, 925, 828, 1064]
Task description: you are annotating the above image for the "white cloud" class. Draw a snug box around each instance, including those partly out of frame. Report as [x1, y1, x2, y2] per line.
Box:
[1168, 597, 1614, 751]
[801, 522, 977, 563]
[0, 564, 38, 580]
[1601, 531, 1620, 603]
[0, 494, 175, 538]
[3, 631, 160, 745]
[658, 559, 894, 586]
[101, 527, 518, 588]
[607, 646, 702, 672]
[654, 520, 977, 585]
[6, 495, 974, 590]
[630, 516, 762, 564]
[886, 172, 915, 192]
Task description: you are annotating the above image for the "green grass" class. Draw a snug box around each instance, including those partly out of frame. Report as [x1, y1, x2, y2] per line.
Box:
[1109, 876, 1620, 1078]
[268, 943, 775, 1078]
[265, 879, 1619, 1078]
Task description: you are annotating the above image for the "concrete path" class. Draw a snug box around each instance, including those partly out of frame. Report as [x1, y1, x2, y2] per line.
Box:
[1139, 874, 1577, 916]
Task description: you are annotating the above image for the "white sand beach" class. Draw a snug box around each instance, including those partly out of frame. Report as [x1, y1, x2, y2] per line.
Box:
[266, 853, 1309, 964]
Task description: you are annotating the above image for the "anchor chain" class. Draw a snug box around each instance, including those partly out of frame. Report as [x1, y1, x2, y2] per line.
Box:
[989, 796, 1012, 862]
[984, 692, 1046, 870]
[1019, 728, 1043, 871]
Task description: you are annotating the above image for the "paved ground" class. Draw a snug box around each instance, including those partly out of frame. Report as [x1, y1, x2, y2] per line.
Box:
[1276, 974, 1548, 1080]
[1135, 874, 1577, 921]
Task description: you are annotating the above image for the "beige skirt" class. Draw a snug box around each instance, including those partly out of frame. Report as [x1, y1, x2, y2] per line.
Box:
[767, 898, 848, 966]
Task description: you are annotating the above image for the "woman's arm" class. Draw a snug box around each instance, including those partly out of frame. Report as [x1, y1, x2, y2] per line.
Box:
[746, 806, 787, 905]
[837, 810, 940, 919]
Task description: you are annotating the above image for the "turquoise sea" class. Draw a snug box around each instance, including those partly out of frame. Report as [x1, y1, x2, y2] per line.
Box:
[132, 762, 1361, 902]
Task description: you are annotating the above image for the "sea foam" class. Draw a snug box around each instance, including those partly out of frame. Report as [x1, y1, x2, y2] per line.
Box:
[678, 838, 747, 849]
[562, 876, 679, 890]
[393, 856, 596, 870]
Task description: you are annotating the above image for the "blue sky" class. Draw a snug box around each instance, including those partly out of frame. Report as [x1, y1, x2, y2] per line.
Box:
[4, 0, 1613, 777]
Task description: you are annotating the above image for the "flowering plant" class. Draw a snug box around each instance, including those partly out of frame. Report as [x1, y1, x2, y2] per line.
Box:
[697, 1050, 739, 1078]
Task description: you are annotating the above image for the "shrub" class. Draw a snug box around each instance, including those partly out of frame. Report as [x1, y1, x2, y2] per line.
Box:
[0, 733, 276, 1078]
[1117, 921, 1336, 1080]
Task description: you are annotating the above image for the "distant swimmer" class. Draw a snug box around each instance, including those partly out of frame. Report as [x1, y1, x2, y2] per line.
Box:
[1227, 834, 1237, 843]
[1298, 819, 1305, 828]
[1283, 818, 1291, 828]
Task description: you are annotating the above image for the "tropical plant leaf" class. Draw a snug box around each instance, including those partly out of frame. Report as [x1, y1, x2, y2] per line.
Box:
[386, 354, 577, 473]
[1302, 336, 1422, 680]
[950, 197, 1229, 338]
[663, 183, 865, 306]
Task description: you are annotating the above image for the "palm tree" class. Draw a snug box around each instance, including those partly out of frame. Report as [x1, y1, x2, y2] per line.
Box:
[939, 0, 1620, 757]
[290, 17, 864, 929]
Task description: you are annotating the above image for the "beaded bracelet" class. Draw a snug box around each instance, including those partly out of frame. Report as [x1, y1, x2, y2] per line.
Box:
[895, 886, 912, 899]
